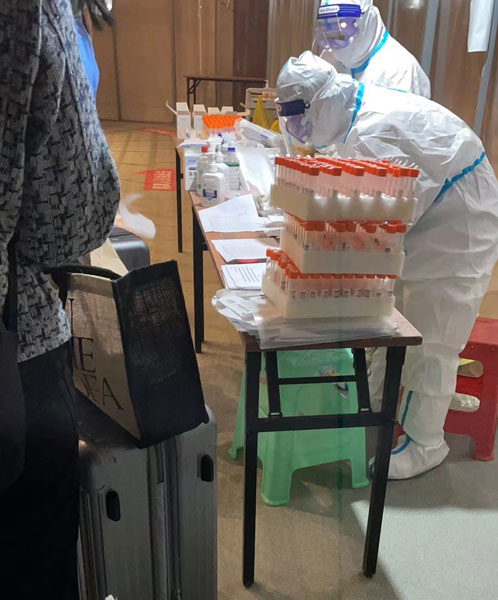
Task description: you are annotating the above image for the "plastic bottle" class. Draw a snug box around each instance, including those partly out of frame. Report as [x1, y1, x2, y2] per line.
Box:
[196, 146, 210, 193]
[201, 162, 227, 207]
[224, 145, 240, 191]
[395, 223, 408, 252]
[286, 269, 299, 300]
[332, 274, 343, 298]
[310, 274, 321, 298]
[215, 149, 230, 180]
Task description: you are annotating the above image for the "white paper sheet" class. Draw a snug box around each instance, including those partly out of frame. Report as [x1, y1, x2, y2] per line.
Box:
[468, 0, 494, 52]
[220, 263, 267, 290]
[212, 238, 279, 263]
[198, 194, 268, 232]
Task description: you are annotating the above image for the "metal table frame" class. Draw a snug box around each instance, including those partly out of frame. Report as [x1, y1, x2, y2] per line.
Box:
[241, 344, 407, 586]
[189, 197, 422, 585]
[185, 74, 268, 110]
[175, 147, 184, 253]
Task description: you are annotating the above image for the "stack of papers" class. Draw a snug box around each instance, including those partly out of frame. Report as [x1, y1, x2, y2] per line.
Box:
[198, 194, 269, 233]
[263, 213, 284, 238]
[221, 263, 267, 290]
[212, 238, 279, 263]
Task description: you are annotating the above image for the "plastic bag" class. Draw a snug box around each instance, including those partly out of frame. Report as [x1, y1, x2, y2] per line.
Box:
[252, 95, 273, 130]
[212, 289, 398, 350]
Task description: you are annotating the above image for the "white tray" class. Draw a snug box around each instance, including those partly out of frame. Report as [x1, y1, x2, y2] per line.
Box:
[281, 230, 405, 275]
[262, 275, 395, 319]
[270, 184, 416, 223]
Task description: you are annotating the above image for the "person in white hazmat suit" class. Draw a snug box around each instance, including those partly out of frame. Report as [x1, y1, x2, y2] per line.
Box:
[314, 0, 431, 98]
[276, 51, 498, 479]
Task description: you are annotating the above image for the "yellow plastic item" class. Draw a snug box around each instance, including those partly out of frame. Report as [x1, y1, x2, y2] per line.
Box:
[252, 95, 273, 130]
[270, 119, 281, 133]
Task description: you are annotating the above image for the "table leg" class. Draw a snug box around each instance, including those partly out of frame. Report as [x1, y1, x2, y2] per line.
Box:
[192, 209, 205, 353]
[363, 346, 406, 577]
[175, 149, 183, 253]
[353, 349, 372, 413]
[186, 78, 191, 111]
[243, 351, 262, 588]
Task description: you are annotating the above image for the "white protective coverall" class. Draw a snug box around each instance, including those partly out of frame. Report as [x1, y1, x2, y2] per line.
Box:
[319, 0, 431, 98]
[277, 52, 498, 479]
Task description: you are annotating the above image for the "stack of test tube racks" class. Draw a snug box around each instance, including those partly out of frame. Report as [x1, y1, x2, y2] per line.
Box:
[262, 157, 419, 319]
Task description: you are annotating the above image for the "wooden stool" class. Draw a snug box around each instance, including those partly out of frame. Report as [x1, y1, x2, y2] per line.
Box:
[445, 317, 498, 461]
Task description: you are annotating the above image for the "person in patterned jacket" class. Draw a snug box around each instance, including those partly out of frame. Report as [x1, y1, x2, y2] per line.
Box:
[0, 0, 120, 596]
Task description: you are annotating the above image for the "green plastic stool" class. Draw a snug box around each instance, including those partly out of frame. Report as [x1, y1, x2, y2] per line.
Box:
[229, 349, 370, 506]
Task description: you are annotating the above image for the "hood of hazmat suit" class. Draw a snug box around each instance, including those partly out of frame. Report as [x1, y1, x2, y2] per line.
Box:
[277, 51, 498, 479]
[318, 1, 431, 97]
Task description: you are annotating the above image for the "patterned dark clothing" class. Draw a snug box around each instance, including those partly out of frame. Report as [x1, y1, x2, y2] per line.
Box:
[0, 0, 120, 362]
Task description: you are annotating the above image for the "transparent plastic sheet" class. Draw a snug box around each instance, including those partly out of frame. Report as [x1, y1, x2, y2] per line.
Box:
[212, 289, 397, 349]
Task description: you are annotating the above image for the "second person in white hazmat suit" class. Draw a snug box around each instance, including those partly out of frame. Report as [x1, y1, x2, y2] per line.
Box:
[276, 51, 498, 479]
[315, 0, 431, 97]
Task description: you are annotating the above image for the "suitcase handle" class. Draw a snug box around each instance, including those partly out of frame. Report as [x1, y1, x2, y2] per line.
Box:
[105, 490, 121, 521]
[199, 455, 215, 483]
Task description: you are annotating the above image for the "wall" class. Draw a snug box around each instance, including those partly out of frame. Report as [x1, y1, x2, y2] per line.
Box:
[93, 0, 241, 122]
[266, 0, 317, 86]
[94, 0, 176, 122]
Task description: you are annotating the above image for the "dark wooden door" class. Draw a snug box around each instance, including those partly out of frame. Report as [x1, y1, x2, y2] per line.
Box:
[233, 0, 269, 108]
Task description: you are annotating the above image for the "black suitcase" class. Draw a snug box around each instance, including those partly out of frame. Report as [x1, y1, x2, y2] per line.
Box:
[76, 396, 217, 600]
[109, 227, 150, 270]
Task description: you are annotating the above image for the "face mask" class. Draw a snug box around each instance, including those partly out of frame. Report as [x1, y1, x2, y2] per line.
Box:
[314, 2, 362, 51]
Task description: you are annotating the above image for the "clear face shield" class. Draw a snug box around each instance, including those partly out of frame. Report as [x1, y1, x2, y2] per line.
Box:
[276, 99, 313, 145]
[313, 2, 363, 52]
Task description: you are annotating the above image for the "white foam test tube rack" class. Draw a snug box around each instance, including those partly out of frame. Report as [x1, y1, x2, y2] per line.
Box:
[262, 249, 397, 318]
[272, 157, 418, 223]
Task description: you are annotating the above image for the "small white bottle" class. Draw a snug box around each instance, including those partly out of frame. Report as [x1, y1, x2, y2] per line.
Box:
[224, 145, 241, 191]
[196, 146, 210, 193]
[215, 149, 230, 181]
[201, 163, 227, 207]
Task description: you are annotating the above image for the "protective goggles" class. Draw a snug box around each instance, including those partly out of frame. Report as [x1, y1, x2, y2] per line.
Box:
[314, 2, 363, 50]
[276, 100, 313, 144]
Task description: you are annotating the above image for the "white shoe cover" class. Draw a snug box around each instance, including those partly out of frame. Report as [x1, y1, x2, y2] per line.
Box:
[449, 392, 480, 413]
[387, 435, 449, 480]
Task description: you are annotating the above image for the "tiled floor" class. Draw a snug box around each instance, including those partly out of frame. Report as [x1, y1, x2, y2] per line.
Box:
[104, 121, 498, 600]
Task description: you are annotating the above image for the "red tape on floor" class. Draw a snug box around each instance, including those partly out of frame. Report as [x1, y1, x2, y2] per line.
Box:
[142, 128, 176, 138]
[139, 169, 176, 192]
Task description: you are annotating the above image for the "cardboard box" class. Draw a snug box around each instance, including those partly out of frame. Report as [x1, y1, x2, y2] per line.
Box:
[176, 102, 191, 139]
[193, 104, 207, 135]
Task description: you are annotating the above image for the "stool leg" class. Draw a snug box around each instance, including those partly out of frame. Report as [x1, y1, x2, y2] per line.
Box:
[474, 435, 496, 462]
[243, 351, 261, 588]
[363, 346, 406, 578]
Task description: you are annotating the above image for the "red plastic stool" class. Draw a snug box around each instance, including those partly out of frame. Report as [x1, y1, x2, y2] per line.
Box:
[444, 317, 498, 461]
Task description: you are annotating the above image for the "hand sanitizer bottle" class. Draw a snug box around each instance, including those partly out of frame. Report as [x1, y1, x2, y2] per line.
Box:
[201, 162, 227, 207]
